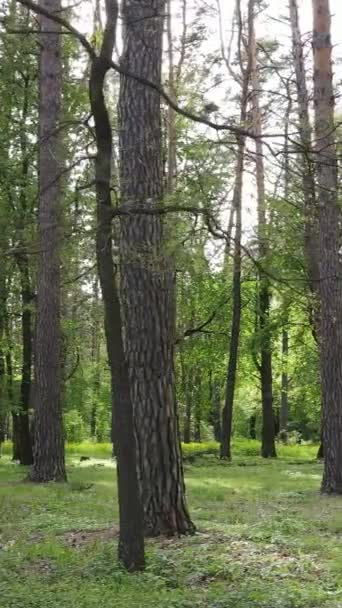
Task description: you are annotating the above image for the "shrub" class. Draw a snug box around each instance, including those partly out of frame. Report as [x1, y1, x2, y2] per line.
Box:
[64, 409, 87, 443]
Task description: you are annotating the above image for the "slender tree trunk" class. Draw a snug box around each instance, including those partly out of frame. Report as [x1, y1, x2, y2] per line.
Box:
[3, 301, 19, 460]
[220, 151, 243, 459]
[220, 0, 254, 459]
[251, 21, 276, 459]
[209, 374, 221, 442]
[90, 279, 100, 439]
[119, 0, 194, 536]
[311, 0, 342, 493]
[14, 54, 34, 466]
[166, 0, 177, 193]
[289, 0, 320, 305]
[89, 0, 145, 570]
[16, 257, 33, 465]
[183, 376, 192, 444]
[194, 372, 202, 443]
[279, 328, 289, 434]
[30, 0, 66, 482]
[249, 413, 256, 439]
[289, 0, 323, 458]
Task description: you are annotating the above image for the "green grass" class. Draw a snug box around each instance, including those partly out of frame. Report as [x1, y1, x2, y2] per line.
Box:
[1, 443, 341, 607]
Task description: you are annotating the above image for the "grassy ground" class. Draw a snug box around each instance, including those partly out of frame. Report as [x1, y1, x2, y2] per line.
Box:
[1, 442, 342, 608]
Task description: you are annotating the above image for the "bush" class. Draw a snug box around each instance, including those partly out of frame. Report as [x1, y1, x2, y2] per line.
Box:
[181, 442, 219, 461]
[64, 410, 87, 443]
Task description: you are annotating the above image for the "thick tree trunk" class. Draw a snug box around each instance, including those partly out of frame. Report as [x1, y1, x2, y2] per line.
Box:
[89, 0, 145, 570]
[30, 0, 66, 482]
[251, 20, 276, 459]
[119, 0, 194, 536]
[311, 0, 342, 493]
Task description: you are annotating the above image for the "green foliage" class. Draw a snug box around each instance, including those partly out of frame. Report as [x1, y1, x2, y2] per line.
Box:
[64, 410, 88, 443]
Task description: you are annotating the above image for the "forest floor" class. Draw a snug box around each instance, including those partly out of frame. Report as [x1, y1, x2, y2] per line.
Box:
[0, 442, 342, 608]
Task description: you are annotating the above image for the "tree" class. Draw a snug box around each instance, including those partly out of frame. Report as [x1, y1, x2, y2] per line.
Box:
[30, 0, 66, 482]
[311, 0, 342, 493]
[89, 0, 145, 570]
[289, 0, 322, 456]
[220, 0, 254, 460]
[118, 0, 194, 536]
[251, 22, 276, 459]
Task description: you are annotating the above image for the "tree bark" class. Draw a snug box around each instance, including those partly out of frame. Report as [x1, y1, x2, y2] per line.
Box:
[119, 0, 194, 536]
[89, 0, 145, 570]
[30, 0, 66, 482]
[311, 0, 342, 493]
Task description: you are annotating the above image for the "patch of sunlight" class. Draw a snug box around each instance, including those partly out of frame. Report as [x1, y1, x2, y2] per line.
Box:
[69, 458, 116, 468]
[282, 469, 321, 480]
[187, 477, 262, 491]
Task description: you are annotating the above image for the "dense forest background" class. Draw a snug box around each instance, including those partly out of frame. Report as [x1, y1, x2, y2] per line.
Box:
[0, 0, 342, 572]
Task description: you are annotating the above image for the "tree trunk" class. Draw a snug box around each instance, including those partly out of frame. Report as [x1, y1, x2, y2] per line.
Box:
[90, 279, 100, 439]
[311, 0, 342, 493]
[30, 0, 66, 482]
[289, 0, 320, 308]
[209, 375, 221, 442]
[220, 0, 254, 460]
[119, 0, 194, 536]
[16, 257, 33, 465]
[251, 19, 276, 459]
[183, 374, 192, 444]
[166, 0, 177, 193]
[290, 0, 323, 461]
[194, 373, 202, 443]
[4, 304, 19, 461]
[279, 328, 289, 434]
[89, 0, 145, 570]
[249, 413, 256, 440]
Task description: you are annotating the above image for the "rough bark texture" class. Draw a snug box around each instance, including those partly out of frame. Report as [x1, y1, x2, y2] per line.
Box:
[251, 20, 276, 459]
[89, 0, 145, 570]
[30, 0, 66, 482]
[119, 0, 194, 536]
[311, 0, 342, 493]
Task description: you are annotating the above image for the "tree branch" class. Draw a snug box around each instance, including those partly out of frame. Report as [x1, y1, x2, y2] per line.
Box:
[15, 0, 284, 143]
